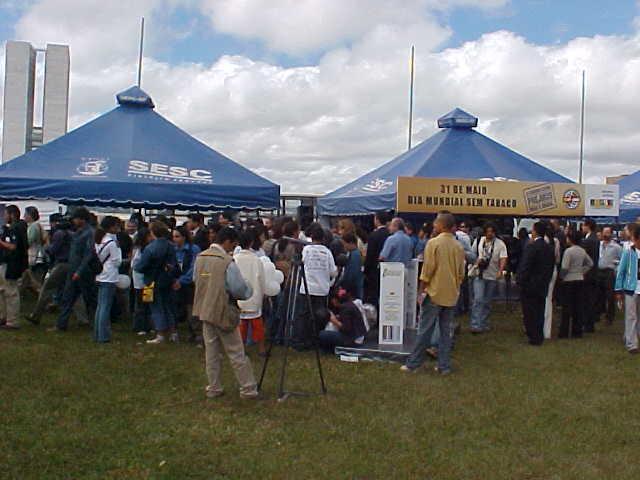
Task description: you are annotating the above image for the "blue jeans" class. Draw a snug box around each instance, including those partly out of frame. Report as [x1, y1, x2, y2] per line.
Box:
[318, 330, 355, 352]
[470, 277, 497, 331]
[56, 273, 97, 330]
[150, 285, 175, 332]
[95, 282, 116, 342]
[406, 297, 455, 372]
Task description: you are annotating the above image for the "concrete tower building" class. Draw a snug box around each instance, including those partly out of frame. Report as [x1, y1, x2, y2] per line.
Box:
[1, 40, 70, 163]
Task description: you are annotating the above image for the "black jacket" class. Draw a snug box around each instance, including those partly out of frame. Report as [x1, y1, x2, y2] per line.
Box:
[193, 228, 210, 253]
[581, 232, 599, 279]
[364, 226, 389, 277]
[1, 222, 28, 280]
[517, 237, 555, 298]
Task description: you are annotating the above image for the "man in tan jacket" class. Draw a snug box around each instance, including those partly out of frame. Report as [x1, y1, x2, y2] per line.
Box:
[401, 213, 465, 375]
[193, 227, 258, 399]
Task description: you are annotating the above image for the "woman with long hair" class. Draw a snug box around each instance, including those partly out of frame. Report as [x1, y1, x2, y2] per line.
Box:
[338, 218, 366, 260]
[172, 225, 201, 343]
[559, 229, 592, 338]
[131, 227, 152, 335]
[94, 216, 122, 343]
[134, 221, 178, 344]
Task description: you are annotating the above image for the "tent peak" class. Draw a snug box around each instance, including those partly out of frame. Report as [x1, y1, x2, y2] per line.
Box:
[438, 108, 478, 129]
[116, 86, 155, 108]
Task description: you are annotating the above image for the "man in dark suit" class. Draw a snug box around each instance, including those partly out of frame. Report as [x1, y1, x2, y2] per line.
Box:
[363, 211, 391, 307]
[581, 218, 600, 332]
[517, 221, 555, 345]
[187, 213, 211, 252]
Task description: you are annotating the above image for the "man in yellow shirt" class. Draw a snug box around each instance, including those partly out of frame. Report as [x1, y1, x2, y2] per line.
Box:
[401, 213, 465, 375]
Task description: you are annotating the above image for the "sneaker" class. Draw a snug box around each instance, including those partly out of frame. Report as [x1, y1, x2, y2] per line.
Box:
[146, 335, 166, 345]
[205, 388, 225, 399]
[240, 391, 261, 400]
[169, 332, 179, 343]
[46, 326, 64, 333]
[136, 331, 147, 336]
[400, 365, 418, 373]
[26, 313, 40, 325]
[628, 348, 639, 355]
[470, 328, 483, 334]
[434, 366, 451, 376]
[0, 323, 19, 330]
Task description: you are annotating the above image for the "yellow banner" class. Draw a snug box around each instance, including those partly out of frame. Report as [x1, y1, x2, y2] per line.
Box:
[396, 177, 619, 217]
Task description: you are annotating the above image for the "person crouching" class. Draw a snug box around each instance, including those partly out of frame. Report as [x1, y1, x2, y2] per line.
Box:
[193, 227, 258, 400]
[319, 288, 367, 353]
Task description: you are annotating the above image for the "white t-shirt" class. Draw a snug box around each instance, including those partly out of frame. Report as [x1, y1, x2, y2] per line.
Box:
[474, 237, 508, 280]
[300, 243, 337, 296]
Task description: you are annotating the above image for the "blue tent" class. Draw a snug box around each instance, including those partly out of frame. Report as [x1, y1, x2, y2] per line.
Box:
[618, 172, 640, 221]
[0, 86, 280, 210]
[317, 108, 571, 215]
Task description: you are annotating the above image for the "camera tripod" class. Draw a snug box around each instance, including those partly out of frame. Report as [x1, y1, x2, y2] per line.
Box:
[258, 253, 327, 402]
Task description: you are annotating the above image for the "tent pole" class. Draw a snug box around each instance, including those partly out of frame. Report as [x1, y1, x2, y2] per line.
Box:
[407, 45, 415, 151]
[137, 17, 145, 87]
[579, 70, 585, 183]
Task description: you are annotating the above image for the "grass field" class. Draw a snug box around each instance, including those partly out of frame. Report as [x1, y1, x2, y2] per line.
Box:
[1, 300, 639, 479]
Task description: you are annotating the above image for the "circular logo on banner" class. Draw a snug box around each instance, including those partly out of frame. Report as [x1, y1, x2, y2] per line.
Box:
[76, 159, 109, 176]
[562, 189, 581, 209]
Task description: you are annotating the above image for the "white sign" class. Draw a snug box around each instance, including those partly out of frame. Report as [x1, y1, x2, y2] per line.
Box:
[584, 184, 619, 216]
[127, 160, 213, 184]
[405, 259, 419, 329]
[379, 262, 405, 345]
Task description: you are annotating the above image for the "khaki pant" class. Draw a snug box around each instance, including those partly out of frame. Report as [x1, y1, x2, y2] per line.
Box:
[624, 294, 640, 351]
[203, 322, 257, 397]
[0, 279, 21, 325]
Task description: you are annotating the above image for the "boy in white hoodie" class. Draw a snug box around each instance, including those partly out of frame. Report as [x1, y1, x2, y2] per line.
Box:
[234, 229, 267, 355]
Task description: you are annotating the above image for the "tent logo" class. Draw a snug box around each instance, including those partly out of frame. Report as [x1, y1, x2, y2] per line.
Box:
[622, 191, 640, 205]
[76, 158, 109, 177]
[362, 178, 393, 193]
[127, 160, 213, 184]
[562, 189, 581, 209]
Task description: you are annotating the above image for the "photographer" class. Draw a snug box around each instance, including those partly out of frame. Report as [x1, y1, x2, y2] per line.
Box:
[469, 222, 508, 334]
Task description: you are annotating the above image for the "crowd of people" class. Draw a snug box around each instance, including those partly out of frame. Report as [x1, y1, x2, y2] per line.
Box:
[0, 203, 638, 395]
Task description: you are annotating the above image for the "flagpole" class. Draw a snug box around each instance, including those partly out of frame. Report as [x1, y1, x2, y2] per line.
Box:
[408, 45, 415, 151]
[137, 17, 145, 87]
[579, 69, 585, 183]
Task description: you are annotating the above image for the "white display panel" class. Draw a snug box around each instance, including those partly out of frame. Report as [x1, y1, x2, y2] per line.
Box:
[379, 262, 405, 345]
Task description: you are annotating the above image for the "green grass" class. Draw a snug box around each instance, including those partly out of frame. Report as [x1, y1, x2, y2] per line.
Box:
[1, 301, 639, 479]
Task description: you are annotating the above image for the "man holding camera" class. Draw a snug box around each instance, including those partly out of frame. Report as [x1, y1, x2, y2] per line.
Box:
[469, 223, 508, 334]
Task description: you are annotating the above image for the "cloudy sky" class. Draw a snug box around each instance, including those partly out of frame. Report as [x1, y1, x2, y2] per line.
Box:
[0, 0, 639, 193]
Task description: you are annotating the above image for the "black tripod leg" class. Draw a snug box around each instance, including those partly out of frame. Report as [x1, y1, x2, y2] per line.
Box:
[300, 264, 327, 394]
[259, 264, 296, 392]
[258, 334, 275, 391]
[278, 265, 300, 399]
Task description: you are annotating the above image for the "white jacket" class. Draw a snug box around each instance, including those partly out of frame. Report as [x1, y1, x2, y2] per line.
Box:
[233, 249, 266, 319]
[95, 234, 122, 283]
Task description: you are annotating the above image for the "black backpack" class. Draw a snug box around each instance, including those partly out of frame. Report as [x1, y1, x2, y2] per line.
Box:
[88, 240, 114, 276]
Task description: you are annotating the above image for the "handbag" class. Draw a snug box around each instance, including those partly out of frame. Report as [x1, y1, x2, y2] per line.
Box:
[142, 282, 155, 303]
[214, 296, 241, 332]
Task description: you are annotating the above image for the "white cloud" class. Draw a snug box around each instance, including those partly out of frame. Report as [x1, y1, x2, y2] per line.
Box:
[199, 0, 508, 55]
[2, 0, 639, 196]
